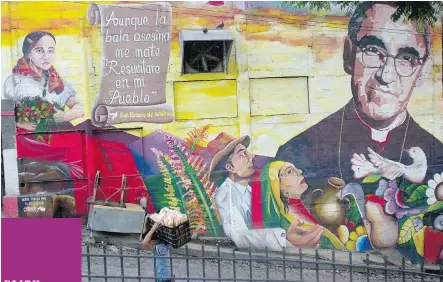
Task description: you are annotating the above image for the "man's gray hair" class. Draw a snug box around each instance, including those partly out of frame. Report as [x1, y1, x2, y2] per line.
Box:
[348, 1, 431, 59]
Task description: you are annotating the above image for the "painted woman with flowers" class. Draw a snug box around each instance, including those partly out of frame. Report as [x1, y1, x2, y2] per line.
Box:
[1, 31, 153, 217]
[1, 31, 86, 212]
[3, 31, 84, 132]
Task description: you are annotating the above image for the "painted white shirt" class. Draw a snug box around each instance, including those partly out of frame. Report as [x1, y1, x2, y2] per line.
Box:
[215, 177, 287, 251]
[3, 74, 76, 107]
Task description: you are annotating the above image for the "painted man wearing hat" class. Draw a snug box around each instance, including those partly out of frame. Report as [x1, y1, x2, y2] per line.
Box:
[208, 132, 288, 251]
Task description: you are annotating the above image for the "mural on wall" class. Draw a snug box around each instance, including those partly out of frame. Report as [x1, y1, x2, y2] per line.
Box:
[4, 31, 84, 140]
[1, 31, 86, 212]
[1, 1, 442, 265]
[273, 2, 443, 263]
[1, 28, 153, 215]
[88, 3, 174, 127]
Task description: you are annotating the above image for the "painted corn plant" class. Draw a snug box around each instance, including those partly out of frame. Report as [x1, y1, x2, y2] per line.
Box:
[152, 125, 221, 236]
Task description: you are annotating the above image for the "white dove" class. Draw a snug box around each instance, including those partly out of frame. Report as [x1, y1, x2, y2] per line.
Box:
[351, 147, 427, 184]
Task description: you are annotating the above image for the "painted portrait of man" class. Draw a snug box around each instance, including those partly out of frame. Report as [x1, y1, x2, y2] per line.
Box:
[276, 2, 443, 194]
[207, 133, 288, 251]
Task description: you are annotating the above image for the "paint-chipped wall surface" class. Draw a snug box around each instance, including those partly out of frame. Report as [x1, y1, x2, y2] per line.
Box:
[1, 1, 442, 264]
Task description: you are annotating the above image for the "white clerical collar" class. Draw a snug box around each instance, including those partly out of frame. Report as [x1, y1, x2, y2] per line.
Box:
[225, 177, 251, 195]
[369, 127, 390, 143]
[352, 102, 407, 143]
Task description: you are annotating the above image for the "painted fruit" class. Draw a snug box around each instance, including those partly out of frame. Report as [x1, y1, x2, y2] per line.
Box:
[348, 221, 355, 230]
[346, 240, 356, 251]
[356, 235, 372, 252]
[413, 227, 425, 256]
[349, 231, 358, 242]
[356, 226, 366, 236]
[337, 225, 350, 244]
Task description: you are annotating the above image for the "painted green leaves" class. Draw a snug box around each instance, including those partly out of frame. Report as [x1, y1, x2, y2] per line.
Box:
[154, 128, 221, 237]
[362, 173, 382, 184]
[404, 185, 428, 207]
[398, 216, 418, 244]
[345, 197, 362, 230]
[427, 201, 443, 213]
[398, 178, 430, 208]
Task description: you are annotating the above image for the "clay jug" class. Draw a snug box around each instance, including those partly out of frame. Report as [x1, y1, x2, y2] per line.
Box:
[310, 177, 346, 232]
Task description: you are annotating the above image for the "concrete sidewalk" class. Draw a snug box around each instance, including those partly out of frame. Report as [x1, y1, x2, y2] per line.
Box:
[81, 224, 439, 272]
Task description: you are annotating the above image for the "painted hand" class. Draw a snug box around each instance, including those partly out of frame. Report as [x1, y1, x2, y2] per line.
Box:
[286, 219, 324, 249]
[53, 109, 67, 123]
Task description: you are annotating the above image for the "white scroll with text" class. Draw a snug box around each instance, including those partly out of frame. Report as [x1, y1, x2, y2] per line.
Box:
[88, 2, 174, 127]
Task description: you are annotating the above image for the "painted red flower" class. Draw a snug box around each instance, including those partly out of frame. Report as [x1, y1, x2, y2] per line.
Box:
[208, 1, 224, 6]
[383, 180, 420, 219]
[24, 106, 31, 112]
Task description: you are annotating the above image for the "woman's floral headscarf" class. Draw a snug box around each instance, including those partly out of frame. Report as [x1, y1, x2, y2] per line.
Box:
[13, 57, 64, 95]
[13, 31, 64, 94]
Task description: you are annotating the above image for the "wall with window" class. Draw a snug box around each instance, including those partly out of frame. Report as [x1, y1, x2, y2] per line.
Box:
[1, 1, 442, 264]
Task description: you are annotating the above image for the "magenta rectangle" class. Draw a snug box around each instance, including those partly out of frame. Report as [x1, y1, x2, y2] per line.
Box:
[2, 218, 82, 282]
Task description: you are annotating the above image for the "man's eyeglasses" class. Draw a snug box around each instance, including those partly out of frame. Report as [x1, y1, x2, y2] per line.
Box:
[353, 41, 426, 77]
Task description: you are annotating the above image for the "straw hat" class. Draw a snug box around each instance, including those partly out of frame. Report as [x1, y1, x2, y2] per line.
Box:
[207, 132, 250, 182]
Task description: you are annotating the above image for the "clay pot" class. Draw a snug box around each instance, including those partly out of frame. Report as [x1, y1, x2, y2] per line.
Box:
[310, 177, 346, 232]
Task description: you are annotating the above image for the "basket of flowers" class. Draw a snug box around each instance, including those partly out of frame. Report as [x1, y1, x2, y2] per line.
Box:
[15, 96, 63, 143]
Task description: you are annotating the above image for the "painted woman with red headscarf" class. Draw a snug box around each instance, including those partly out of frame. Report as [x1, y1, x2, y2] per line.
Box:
[3, 31, 153, 216]
[3, 31, 84, 130]
[1, 31, 87, 216]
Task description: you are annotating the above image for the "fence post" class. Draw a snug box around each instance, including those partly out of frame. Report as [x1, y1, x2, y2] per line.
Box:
[420, 260, 424, 282]
[265, 247, 269, 281]
[170, 245, 174, 282]
[282, 247, 286, 281]
[103, 245, 108, 282]
[86, 244, 91, 282]
[384, 256, 388, 282]
[249, 248, 253, 281]
[349, 252, 352, 282]
[185, 245, 190, 282]
[315, 249, 319, 282]
[402, 257, 406, 282]
[366, 253, 370, 282]
[137, 248, 141, 282]
[217, 245, 221, 282]
[202, 245, 206, 282]
[120, 246, 124, 282]
[299, 248, 302, 282]
[233, 248, 237, 281]
[332, 250, 336, 282]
